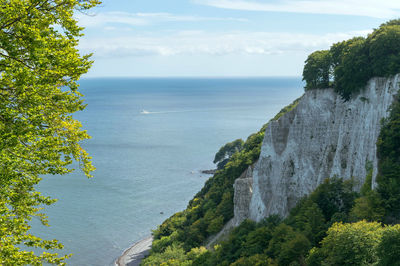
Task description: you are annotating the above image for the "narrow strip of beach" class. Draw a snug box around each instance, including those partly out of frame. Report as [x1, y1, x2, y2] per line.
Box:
[115, 236, 153, 266]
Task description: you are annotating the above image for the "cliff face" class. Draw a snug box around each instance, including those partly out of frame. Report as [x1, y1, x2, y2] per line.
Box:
[233, 75, 400, 224]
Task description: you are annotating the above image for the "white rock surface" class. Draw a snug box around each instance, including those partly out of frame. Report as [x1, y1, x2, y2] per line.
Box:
[230, 164, 254, 227]
[234, 75, 400, 223]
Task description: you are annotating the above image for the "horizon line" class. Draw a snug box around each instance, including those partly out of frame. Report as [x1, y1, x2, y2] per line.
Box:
[81, 75, 303, 80]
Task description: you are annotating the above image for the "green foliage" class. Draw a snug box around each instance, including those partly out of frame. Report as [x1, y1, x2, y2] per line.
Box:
[147, 85, 400, 265]
[376, 97, 400, 223]
[361, 161, 374, 196]
[303, 20, 400, 99]
[207, 215, 224, 235]
[376, 224, 400, 266]
[350, 164, 385, 222]
[213, 139, 244, 169]
[308, 222, 400, 266]
[215, 219, 258, 263]
[241, 220, 277, 257]
[287, 200, 326, 246]
[350, 191, 385, 222]
[333, 37, 371, 100]
[277, 232, 310, 266]
[151, 231, 180, 254]
[192, 217, 281, 265]
[266, 223, 296, 259]
[272, 97, 301, 121]
[303, 50, 332, 90]
[141, 244, 190, 266]
[308, 177, 357, 222]
[148, 172, 399, 265]
[0, 0, 99, 264]
[142, 245, 207, 266]
[184, 178, 357, 266]
[368, 25, 400, 77]
[148, 97, 301, 259]
[145, 98, 301, 265]
[308, 221, 384, 265]
[231, 254, 275, 266]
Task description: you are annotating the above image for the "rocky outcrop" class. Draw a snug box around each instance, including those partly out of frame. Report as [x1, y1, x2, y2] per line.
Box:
[234, 75, 400, 223]
[233, 164, 254, 226]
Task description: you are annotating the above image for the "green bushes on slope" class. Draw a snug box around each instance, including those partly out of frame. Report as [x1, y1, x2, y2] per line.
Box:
[144, 19, 400, 266]
[146, 176, 399, 266]
[213, 139, 244, 170]
[147, 177, 357, 266]
[183, 100, 400, 266]
[143, 98, 300, 264]
[144, 86, 400, 266]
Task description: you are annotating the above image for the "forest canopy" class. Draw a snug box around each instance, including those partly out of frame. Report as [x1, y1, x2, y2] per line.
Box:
[303, 19, 400, 99]
[0, 0, 99, 264]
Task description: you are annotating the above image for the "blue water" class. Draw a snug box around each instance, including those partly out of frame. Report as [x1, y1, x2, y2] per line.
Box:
[32, 78, 303, 265]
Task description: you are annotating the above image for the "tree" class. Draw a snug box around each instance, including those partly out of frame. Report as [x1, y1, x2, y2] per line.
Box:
[332, 37, 371, 100]
[141, 244, 190, 266]
[266, 223, 296, 259]
[309, 177, 357, 221]
[302, 50, 332, 90]
[309, 221, 384, 265]
[292, 201, 327, 245]
[377, 225, 400, 266]
[278, 232, 310, 266]
[213, 139, 244, 169]
[368, 25, 400, 77]
[350, 164, 385, 222]
[303, 21, 400, 100]
[231, 254, 275, 266]
[0, 0, 99, 264]
[376, 98, 400, 223]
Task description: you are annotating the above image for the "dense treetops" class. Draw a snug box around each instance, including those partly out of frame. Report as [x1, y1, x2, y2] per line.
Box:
[0, 0, 99, 264]
[303, 19, 400, 99]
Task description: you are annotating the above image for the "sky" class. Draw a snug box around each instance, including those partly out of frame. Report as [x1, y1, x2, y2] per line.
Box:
[76, 0, 400, 77]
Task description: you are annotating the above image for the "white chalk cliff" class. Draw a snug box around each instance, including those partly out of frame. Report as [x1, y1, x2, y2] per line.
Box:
[233, 75, 400, 225]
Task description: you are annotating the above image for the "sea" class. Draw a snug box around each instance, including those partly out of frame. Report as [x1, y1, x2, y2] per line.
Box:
[31, 77, 304, 265]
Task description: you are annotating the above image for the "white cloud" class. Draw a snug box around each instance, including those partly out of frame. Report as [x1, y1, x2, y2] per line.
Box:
[76, 11, 247, 28]
[193, 0, 400, 18]
[79, 30, 371, 58]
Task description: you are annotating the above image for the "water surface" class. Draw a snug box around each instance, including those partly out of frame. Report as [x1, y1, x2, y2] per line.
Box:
[32, 77, 303, 265]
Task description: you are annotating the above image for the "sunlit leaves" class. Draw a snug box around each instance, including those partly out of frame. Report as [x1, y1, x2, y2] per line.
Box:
[0, 0, 99, 264]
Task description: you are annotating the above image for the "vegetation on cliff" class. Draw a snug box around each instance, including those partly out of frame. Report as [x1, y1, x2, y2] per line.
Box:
[303, 20, 400, 99]
[190, 81, 400, 266]
[213, 139, 244, 170]
[377, 96, 400, 223]
[142, 98, 300, 265]
[144, 19, 400, 266]
[0, 1, 98, 264]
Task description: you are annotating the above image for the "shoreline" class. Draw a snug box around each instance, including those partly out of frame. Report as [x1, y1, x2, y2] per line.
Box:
[115, 236, 153, 266]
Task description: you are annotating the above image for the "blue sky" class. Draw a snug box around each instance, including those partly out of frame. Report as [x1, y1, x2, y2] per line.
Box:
[77, 0, 400, 77]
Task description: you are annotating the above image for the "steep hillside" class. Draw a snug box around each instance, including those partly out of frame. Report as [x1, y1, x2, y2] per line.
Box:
[234, 75, 399, 223]
[142, 19, 400, 265]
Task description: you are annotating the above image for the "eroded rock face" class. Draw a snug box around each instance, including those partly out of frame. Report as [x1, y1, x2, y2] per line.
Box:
[233, 164, 254, 226]
[234, 75, 400, 223]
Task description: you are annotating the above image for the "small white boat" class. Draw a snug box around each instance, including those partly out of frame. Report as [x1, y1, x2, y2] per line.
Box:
[140, 110, 150, 114]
